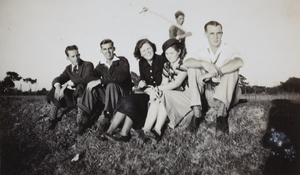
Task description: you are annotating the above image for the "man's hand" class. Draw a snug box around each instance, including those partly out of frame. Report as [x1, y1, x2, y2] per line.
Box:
[202, 62, 219, 77]
[66, 80, 74, 87]
[87, 80, 101, 90]
[54, 86, 63, 100]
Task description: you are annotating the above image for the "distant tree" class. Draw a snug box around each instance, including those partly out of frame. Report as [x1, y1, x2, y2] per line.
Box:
[23, 78, 37, 92]
[280, 77, 300, 93]
[239, 74, 249, 94]
[0, 71, 22, 94]
[36, 88, 48, 95]
[6, 71, 22, 81]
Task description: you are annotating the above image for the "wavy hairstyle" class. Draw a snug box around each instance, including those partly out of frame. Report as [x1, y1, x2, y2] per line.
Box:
[133, 38, 157, 60]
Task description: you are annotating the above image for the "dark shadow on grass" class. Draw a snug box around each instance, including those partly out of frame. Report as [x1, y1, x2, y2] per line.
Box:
[262, 99, 300, 175]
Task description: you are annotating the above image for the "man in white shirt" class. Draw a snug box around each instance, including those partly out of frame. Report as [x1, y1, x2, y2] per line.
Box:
[183, 21, 244, 134]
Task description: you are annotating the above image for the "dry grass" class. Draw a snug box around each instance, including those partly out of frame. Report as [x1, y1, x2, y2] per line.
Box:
[0, 95, 299, 174]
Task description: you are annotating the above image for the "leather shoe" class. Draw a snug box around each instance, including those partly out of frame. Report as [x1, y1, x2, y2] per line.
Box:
[188, 116, 204, 132]
[48, 117, 61, 130]
[76, 122, 88, 135]
[216, 116, 229, 135]
[96, 118, 110, 135]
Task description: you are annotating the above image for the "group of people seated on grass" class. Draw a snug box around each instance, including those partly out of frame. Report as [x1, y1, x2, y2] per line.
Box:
[47, 11, 244, 143]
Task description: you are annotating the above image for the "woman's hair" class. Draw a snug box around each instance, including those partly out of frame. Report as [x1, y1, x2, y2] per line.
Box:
[133, 39, 157, 60]
[162, 38, 186, 60]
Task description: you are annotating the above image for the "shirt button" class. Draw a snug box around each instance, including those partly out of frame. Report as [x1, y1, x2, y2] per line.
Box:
[151, 76, 153, 79]
[150, 70, 152, 72]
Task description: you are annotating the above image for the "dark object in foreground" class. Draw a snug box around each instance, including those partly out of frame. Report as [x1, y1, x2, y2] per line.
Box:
[262, 99, 300, 175]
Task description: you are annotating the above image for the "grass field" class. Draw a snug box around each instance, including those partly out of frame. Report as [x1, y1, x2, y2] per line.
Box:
[1, 94, 299, 174]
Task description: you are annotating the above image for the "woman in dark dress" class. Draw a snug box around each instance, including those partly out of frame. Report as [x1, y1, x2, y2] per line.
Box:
[98, 38, 167, 142]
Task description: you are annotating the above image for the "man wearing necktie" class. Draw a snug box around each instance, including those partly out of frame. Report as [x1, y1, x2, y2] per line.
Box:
[47, 45, 94, 130]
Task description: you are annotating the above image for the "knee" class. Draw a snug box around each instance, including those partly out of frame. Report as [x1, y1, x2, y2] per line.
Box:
[106, 83, 118, 92]
[187, 68, 197, 76]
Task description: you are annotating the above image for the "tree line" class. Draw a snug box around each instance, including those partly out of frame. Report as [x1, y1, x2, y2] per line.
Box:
[0, 71, 299, 96]
[0, 71, 46, 95]
[239, 75, 300, 94]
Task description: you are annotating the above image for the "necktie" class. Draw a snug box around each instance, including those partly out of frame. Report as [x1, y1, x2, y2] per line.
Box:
[73, 66, 78, 73]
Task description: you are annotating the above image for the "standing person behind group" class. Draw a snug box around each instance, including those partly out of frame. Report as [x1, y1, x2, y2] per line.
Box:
[183, 21, 244, 135]
[76, 39, 133, 135]
[47, 45, 94, 130]
[97, 39, 168, 142]
[139, 38, 191, 143]
[169, 10, 192, 56]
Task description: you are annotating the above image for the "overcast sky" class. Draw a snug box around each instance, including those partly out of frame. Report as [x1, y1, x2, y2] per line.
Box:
[1, 0, 299, 91]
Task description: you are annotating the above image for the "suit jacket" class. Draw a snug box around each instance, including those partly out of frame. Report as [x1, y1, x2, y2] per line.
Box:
[52, 59, 94, 96]
[86, 56, 133, 92]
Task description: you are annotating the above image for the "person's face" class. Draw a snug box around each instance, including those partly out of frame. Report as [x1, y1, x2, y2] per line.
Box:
[165, 46, 180, 64]
[101, 42, 115, 60]
[140, 42, 154, 61]
[66, 50, 80, 66]
[176, 15, 184, 25]
[205, 25, 223, 48]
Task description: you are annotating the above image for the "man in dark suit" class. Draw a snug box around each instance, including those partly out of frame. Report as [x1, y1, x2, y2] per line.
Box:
[77, 39, 133, 135]
[47, 45, 94, 130]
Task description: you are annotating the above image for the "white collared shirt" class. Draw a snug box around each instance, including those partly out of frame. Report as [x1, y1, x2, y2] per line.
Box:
[187, 42, 242, 67]
[102, 55, 120, 69]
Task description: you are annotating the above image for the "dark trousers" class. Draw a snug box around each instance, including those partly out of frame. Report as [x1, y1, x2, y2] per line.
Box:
[47, 88, 77, 108]
[77, 83, 129, 117]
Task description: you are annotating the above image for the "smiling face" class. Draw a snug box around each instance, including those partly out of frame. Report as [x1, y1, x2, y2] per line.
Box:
[66, 50, 80, 66]
[164, 46, 180, 64]
[140, 42, 154, 61]
[205, 25, 223, 49]
[101, 42, 115, 60]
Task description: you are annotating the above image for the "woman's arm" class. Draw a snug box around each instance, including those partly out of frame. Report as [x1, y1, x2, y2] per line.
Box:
[158, 71, 187, 91]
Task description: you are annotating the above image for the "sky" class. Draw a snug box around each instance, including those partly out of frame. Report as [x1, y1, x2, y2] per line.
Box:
[0, 0, 300, 91]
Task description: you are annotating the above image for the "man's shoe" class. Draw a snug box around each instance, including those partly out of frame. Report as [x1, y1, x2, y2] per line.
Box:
[96, 118, 110, 135]
[103, 110, 112, 119]
[76, 122, 88, 135]
[216, 116, 229, 135]
[188, 116, 204, 132]
[48, 119, 58, 130]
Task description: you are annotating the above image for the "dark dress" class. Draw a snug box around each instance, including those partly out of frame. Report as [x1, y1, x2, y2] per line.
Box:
[116, 54, 167, 129]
